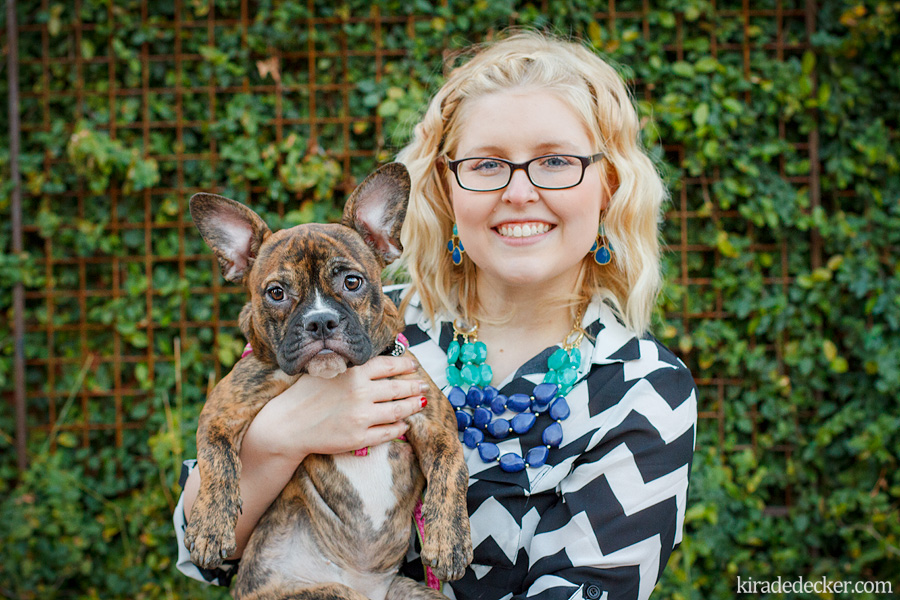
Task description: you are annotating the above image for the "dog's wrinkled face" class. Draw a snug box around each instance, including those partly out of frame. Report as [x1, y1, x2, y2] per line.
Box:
[190, 163, 409, 377]
[245, 224, 394, 376]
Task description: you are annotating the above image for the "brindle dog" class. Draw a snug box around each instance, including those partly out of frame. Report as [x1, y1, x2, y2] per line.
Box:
[185, 163, 472, 600]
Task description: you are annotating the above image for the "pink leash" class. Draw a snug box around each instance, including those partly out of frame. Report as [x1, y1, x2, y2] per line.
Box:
[414, 500, 442, 590]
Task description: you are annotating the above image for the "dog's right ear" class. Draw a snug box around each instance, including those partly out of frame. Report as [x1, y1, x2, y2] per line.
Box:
[190, 193, 271, 284]
[341, 162, 410, 267]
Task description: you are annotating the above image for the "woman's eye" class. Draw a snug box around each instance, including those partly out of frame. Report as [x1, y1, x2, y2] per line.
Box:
[542, 155, 573, 168]
[344, 275, 363, 291]
[472, 159, 501, 172]
[267, 287, 285, 301]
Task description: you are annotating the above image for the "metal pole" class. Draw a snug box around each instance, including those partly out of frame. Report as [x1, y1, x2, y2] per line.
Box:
[7, 0, 28, 472]
[806, 0, 822, 269]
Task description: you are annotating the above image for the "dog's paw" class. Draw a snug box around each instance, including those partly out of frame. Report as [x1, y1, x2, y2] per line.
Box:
[420, 516, 473, 582]
[184, 513, 237, 570]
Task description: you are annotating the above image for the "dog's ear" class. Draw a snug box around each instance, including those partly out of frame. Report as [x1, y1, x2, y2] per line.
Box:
[190, 193, 271, 284]
[341, 162, 410, 266]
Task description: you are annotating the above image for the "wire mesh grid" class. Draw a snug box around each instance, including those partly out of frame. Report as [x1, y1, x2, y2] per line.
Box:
[6, 0, 820, 511]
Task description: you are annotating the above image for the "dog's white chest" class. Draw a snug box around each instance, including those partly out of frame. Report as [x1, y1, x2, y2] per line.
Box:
[259, 443, 401, 600]
[259, 528, 396, 600]
[331, 443, 398, 531]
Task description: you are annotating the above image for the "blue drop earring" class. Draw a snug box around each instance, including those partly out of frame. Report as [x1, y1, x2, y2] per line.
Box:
[590, 223, 613, 265]
[447, 223, 465, 265]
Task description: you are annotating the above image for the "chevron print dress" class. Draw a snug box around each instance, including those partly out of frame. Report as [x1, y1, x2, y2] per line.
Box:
[174, 286, 697, 600]
[393, 288, 697, 600]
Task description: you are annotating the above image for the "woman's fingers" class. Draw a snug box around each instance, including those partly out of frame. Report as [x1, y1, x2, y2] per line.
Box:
[376, 377, 429, 401]
[369, 394, 427, 425]
[359, 354, 419, 379]
[364, 421, 411, 448]
[348, 357, 428, 401]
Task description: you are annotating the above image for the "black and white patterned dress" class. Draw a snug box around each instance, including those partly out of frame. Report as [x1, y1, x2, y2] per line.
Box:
[174, 286, 697, 600]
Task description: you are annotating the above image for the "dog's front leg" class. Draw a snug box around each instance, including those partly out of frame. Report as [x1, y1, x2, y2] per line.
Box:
[184, 359, 296, 569]
[403, 368, 473, 582]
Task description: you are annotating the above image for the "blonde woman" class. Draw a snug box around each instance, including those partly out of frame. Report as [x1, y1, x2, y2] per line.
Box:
[176, 31, 697, 600]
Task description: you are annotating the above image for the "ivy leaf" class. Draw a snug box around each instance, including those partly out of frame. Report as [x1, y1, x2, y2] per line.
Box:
[716, 231, 739, 258]
[47, 4, 64, 36]
[672, 61, 694, 78]
[124, 155, 160, 193]
[693, 102, 710, 127]
[377, 99, 399, 117]
[801, 50, 816, 75]
[695, 57, 719, 73]
[56, 432, 78, 448]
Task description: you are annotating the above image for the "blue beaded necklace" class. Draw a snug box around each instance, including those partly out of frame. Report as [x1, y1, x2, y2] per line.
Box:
[445, 311, 586, 473]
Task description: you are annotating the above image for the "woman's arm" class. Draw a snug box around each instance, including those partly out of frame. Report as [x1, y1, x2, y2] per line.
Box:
[180, 409, 307, 561]
[181, 353, 428, 560]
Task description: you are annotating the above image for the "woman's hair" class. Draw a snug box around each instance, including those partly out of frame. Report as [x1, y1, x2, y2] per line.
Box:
[395, 30, 666, 335]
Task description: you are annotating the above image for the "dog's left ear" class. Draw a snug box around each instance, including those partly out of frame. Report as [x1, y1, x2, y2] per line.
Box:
[341, 162, 410, 266]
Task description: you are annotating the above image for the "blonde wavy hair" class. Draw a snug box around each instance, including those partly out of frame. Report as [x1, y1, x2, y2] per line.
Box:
[395, 30, 666, 335]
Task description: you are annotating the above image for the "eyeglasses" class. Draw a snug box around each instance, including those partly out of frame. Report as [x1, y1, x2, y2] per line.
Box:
[445, 153, 604, 192]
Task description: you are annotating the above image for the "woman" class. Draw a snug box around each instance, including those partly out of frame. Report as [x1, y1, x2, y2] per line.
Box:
[176, 31, 697, 600]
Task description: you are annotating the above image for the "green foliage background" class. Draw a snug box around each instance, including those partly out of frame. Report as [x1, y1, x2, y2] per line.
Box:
[1, 1, 898, 598]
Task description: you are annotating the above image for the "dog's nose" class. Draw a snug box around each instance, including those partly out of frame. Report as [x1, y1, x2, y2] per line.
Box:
[304, 313, 340, 337]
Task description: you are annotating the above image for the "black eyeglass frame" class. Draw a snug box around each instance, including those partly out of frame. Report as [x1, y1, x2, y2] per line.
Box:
[445, 153, 605, 192]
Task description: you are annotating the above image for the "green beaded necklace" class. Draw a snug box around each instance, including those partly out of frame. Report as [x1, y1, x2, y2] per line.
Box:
[446, 311, 585, 395]
[445, 309, 587, 472]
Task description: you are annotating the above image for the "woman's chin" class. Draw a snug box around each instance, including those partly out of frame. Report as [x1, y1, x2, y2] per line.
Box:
[477, 261, 584, 293]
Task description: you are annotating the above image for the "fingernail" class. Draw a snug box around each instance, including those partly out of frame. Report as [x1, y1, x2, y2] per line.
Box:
[409, 357, 419, 369]
[420, 397, 428, 408]
[419, 381, 430, 393]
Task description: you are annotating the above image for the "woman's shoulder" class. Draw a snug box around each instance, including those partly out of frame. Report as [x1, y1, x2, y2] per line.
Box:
[384, 283, 434, 331]
[631, 335, 697, 406]
[586, 301, 696, 409]
[383, 282, 410, 306]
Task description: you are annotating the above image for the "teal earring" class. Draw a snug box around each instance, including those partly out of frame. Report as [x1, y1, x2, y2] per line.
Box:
[447, 223, 465, 265]
[590, 223, 613, 265]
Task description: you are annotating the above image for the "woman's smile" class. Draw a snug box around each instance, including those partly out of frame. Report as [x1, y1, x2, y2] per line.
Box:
[493, 221, 554, 239]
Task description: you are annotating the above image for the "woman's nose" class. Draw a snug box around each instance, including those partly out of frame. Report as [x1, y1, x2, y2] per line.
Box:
[501, 168, 539, 204]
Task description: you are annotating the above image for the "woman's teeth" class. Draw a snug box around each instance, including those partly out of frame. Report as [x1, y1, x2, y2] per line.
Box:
[497, 223, 551, 238]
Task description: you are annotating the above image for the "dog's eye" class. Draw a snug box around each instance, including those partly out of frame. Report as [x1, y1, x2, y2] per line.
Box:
[343, 275, 363, 291]
[267, 286, 285, 301]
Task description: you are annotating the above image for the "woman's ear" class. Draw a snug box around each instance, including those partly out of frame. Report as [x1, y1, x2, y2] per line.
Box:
[434, 154, 457, 213]
[600, 161, 618, 211]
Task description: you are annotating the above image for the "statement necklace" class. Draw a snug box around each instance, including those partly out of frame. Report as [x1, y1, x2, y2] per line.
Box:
[445, 310, 586, 473]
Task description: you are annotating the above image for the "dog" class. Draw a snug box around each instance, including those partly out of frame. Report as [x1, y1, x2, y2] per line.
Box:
[184, 163, 472, 600]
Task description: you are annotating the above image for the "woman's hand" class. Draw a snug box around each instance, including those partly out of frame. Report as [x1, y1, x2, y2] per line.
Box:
[252, 354, 429, 461]
[182, 353, 427, 558]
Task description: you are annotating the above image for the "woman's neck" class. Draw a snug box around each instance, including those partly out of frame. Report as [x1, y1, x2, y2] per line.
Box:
[473, 265, 582, 323]
[470, 271, 583, 385]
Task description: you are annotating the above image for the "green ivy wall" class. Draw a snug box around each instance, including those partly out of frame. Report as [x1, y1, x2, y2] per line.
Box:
[1, 1, 898, 598]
